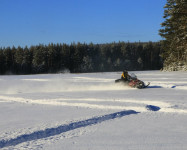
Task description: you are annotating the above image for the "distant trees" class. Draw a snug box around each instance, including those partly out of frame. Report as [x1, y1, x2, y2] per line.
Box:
[159, 0, 187, 71]
[0, 41, 162, 74]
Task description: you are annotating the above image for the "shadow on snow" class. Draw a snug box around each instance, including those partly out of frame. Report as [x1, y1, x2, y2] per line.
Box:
[147, 86, 163, 88]
[0, 110, 139, 148]
[146, 105, 160, 111]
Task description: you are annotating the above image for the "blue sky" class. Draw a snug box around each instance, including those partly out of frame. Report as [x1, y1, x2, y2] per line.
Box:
[0, 0, 166, 47]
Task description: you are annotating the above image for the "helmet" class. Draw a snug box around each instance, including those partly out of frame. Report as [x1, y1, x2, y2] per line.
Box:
[123, 70, 128, 74]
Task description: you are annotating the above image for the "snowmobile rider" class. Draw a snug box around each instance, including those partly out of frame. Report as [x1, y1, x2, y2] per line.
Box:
[121, 70, 130, 81]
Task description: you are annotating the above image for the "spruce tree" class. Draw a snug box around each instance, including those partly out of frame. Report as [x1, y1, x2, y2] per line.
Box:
[159, 0, 187, 71]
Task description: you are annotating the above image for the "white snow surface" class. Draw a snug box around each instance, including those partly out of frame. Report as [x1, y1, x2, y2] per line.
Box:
[0, 71, 187, 150]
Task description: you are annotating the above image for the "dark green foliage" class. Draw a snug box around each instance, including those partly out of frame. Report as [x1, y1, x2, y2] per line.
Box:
[159, 0, 187, 70]
[0, 41, 162, 74]
[0, 49, 5, 74]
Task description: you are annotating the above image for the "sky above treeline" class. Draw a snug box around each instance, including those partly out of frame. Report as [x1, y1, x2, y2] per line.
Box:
[0, 0, 166, 47]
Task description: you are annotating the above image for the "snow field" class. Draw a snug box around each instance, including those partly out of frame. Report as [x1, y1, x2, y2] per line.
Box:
[0, 71, 187, 149]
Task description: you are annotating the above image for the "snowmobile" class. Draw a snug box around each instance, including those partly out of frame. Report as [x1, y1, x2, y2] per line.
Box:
[115, 73, 150, 89]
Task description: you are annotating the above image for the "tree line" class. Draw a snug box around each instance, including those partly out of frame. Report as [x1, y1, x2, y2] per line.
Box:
[0, 41, 162, 74]
[1, 0, 186, 74]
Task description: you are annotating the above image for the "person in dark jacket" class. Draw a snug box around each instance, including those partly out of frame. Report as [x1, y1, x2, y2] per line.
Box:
[121, 70, 130, 81]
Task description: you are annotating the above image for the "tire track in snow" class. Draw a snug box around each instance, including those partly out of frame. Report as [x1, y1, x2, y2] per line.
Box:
[52, 97, 171, 107]
[0, 96, 147, 112]
[0, 95, 187, 113]
[0, 110, 139, 148]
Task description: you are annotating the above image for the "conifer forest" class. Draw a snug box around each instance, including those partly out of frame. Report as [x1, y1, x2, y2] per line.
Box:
[0, 0, 186, 74]
[0, 42, 162, 74]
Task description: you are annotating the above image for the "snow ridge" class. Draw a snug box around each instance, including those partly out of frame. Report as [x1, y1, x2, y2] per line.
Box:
[0, 110, 138, 148]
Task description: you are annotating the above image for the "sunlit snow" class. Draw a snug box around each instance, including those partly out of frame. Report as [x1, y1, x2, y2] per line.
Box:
[0, 71, 187, 149]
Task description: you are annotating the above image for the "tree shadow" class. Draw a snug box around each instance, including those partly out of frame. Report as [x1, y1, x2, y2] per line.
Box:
[0, 110, 139, 148]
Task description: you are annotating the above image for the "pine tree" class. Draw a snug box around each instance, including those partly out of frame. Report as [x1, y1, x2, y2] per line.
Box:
[159, 0, 187, 71]
[0, 49, 5, 74]
[3, 47, 13, 73]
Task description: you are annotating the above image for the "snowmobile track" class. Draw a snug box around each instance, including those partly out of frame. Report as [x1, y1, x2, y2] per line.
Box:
[0, 110, 139, 148]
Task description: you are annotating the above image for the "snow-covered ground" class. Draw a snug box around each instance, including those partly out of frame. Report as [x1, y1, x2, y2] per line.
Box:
[0, 71, 187, 150]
